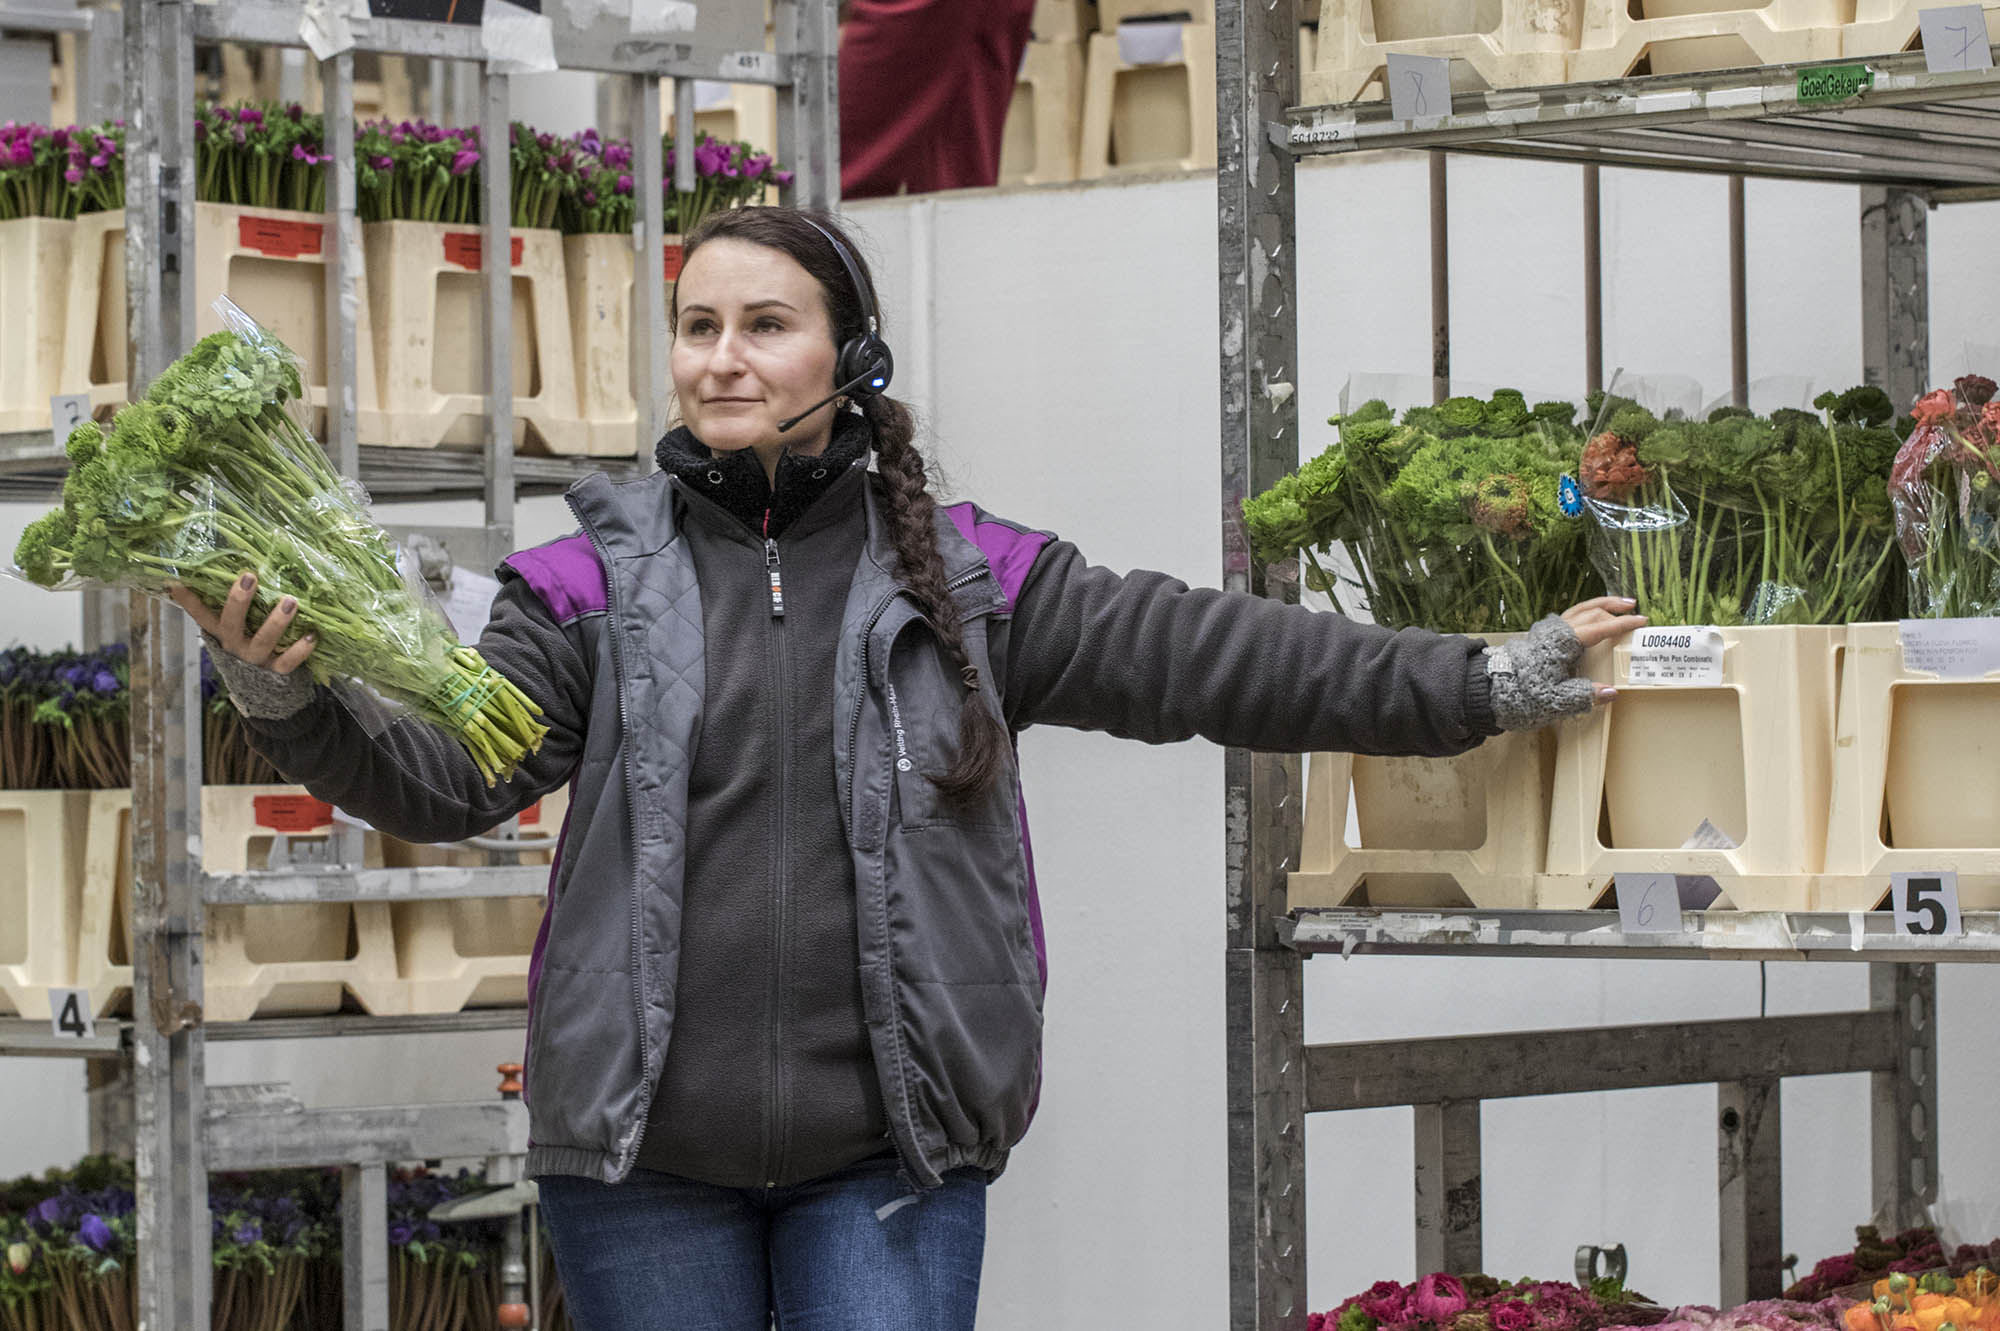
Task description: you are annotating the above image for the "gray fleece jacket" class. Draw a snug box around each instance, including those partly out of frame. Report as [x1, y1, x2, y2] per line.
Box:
[233, 417, 1499, 1189]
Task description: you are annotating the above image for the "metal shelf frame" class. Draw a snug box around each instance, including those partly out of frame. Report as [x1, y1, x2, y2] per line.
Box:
[1216, 13, 1996, 1328]
[0, 3, 840, 1327]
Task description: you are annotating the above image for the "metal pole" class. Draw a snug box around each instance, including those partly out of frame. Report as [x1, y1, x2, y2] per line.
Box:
[480, 65, 515, 557]
[1219, 0, 1306, 1324]
[1860, 187, 1930, 410]
[322, 50, 360, 481]
[126, 2, 210, 1325]
[1717, 1079, 1783, 1304]
[496, 1063, 530, 1329]
[1413, 1102, 1482, 1277]
[1728, 175, 1748, 407]
[1870, 964, 1939, 1232]
[1430, 151, 1449, 405]
[774, 0, 840, 209]
[341, 1163, 390, 1331]
[636, 74, 667, 466]
[1582, 164, 1602, 396]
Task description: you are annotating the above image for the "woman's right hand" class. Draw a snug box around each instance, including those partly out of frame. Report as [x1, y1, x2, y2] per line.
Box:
[167, 571, 317, 675]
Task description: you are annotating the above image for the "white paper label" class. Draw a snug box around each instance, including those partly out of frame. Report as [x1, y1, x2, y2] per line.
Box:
[482, 0, 559, 74]
[47, 988, 96, 1039]
[1919, 5, 1995, 72]
[1892, 870, 1963, 937]
[1117, 20, 1184, 67]
[443, 567, 503, 646]
[718, 49, 778, 80]
[1624, 626, 1725, 685]
[1899, 617, 2000, 678]
[1386, 52, 1452, 122]
[631, 0, 700, 34]
[1615, 873, 1683, 934]
[694, 79, 733, 111]
[49, 393, 89, 449]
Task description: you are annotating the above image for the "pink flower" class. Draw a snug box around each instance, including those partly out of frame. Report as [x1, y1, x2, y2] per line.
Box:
[370, 154, 393, 170]
[744, 152, 770, 179]
[1490, 1304, 1533, 1331]
[614, 172, 632, 194]
[1411, 1274, 1469, 1324]
[450, 147, 479, 175]
[285, 102, 303, 122]
[63, 165, 81, 183]
[773, 169, 795, 186]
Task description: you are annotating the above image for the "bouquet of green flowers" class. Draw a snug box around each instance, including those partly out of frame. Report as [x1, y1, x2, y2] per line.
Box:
[1243, 389, 1598, 634]
[10, 300, 544, 785]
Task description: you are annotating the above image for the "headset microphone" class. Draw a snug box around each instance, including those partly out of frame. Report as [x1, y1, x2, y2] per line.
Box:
[776, 362, 890, 434]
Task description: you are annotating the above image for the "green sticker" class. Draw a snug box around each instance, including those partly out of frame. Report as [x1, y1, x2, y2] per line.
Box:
[1796, 64, 1874, 103]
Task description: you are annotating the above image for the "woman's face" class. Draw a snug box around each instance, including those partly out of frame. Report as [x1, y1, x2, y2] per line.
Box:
[671, 237, 842, 457]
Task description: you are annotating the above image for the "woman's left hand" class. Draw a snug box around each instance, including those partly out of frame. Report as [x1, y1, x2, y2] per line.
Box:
[1561, 595, 1649, 653]
[1485, 599, 1647, 731]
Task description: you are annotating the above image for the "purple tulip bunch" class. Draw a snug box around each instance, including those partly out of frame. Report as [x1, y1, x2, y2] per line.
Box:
[356, 118, 486, 225]
[63, 121, 124, 216]
[195, 102, 329, 213]
[0, 121, 82, 221]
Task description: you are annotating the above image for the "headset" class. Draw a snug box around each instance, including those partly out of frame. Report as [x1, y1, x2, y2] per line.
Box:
[776, 216, 896, 433]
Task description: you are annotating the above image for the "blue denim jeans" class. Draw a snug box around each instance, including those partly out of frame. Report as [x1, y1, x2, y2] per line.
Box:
[537, 1154, 986, 1331]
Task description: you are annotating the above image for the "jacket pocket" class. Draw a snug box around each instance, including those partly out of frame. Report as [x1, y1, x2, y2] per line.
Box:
[885, 615, 1017, 834]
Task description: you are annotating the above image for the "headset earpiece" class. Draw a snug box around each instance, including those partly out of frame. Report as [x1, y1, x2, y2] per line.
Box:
[801, 216, 894, 401]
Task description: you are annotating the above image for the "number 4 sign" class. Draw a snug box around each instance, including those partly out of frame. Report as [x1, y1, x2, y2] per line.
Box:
[46, 988, 96, 1040]
[1892, 871, 1963, 937]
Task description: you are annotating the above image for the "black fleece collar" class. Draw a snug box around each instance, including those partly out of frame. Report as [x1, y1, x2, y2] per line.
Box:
[655, 411, 873, 540]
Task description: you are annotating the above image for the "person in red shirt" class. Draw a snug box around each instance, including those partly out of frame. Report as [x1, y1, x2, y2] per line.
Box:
[839, 0, 1038, 197]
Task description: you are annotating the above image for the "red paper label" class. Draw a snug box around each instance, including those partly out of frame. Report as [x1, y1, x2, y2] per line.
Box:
[253, 793, 335, 834]
[237, 214, 323, 259]
[663, 243, 685, 281]
[443, 232, 525, 270]
[520, 800, 543, 826]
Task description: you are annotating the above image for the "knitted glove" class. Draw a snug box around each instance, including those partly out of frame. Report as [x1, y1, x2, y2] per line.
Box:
[202, 633, 316, 722]
[1484, 614, 1595, 731]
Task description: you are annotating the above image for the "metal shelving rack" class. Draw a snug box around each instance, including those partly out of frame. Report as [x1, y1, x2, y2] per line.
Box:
[1216, 11, 2000, 1329]
[0, 1, 840, 1325]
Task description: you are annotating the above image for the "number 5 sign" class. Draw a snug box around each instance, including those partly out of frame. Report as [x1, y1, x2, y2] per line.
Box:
[1891, 871, 1962, 938]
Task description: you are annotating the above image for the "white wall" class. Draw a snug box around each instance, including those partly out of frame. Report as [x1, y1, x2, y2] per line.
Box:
[5, 154, 2000, 1327]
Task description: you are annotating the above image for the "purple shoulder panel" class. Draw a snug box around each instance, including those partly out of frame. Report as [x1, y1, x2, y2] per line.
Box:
[943, 503, 1050, 612]
[502, 534, 607, 626]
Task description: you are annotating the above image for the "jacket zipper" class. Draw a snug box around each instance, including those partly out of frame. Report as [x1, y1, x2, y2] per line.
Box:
[763, 512, 791, 1187]
[566, 490, 656, 1180]
[842, 564, 993, 1186]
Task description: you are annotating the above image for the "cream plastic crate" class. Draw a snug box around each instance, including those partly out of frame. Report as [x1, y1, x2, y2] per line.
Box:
[0, 218, 73, 433]
[1099, 0, 1212, 27]
[1569, 0, 1847, 81]
[1033, 0, 1100, 41]
[1290, 729, 1554, 910]
[563, 232, 682, 458]
[1079, 21, 1219, 179]
[1820, 622, 2000, 912]
[0, 791, 89, 1019]
[60, 204, 386, 431]
[58, 209, 125, 412]
[1002, 38, 1088, 186]
[73, 786, 403, 1022]
[1304, 0, 1580, 106]
[382, 788, 567, 1014]
[1845, 0, 2000, 57]
[363, 220, 586, 454]
[1541, 625, 1842, 911]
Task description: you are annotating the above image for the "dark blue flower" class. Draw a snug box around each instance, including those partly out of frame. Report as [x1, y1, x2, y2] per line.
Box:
[387, 1222, 414, 1246]
[90, 670, 118, 696]
[232, 1219, 261, 1245]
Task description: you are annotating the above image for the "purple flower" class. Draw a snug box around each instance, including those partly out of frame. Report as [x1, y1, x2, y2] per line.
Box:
[387, 1221, 413, 1245]
[232, 124, 246, 146]
[614, 173, 632, 195]
[450, 147, 479, 175]
[1410, 1274, 1468, 1324]
[744, 153, 771, 180]
[50, 127, 67, 149]
[236, 106, 263, 126]
[232, 1219, 261, 1245]
[603, 141, 632, 170]
[89, 152, 110, 170]
[286, 103, 303, 122]
[78, 1214, 113, 1253]
[581, 189, 596, 205]
[63, 166, 81, 184]
[90, 670, 117, 696]
[694, 140, 730, 176]
[29, 1197, 63, 1228]
[773, 169, 794, 186]
[193, 119, 206, 141]
[371, 154, 394, 170]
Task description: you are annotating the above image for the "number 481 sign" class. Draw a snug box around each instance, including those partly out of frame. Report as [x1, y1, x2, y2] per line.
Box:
[1892, 871, 1963, 938]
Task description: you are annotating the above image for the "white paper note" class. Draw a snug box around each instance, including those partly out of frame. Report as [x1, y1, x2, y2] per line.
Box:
[1900, 617, 2000, 677]
[1117, 20, 1184, 67]
[1623, 626, 1725, 686]
[632, 0, 700, 34]
[1386, 53, 1451, 122]
[483, 0, 559, 74]
[1919, 5, 1995, 72]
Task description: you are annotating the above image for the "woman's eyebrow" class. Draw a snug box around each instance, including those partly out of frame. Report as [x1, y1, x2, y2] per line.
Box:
[678, 299, 798, 317]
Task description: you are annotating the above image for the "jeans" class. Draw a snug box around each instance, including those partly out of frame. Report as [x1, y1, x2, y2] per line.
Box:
[537, 1154, 986, 1331]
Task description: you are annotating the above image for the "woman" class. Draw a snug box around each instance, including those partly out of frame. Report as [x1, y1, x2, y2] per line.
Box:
[176, 206, 1643, 1330]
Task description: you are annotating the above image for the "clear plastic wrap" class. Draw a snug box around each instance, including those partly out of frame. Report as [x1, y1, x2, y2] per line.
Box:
[8, 296, 545, 784]
[1572, 375, 1903, 626]
[1891, 374, 2000, 619]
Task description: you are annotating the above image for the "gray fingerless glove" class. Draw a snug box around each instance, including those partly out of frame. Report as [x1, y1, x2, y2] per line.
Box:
[1484, 614, 1595, 731]
[202, 633, 317, 722]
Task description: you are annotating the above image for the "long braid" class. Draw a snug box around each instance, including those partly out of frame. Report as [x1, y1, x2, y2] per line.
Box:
[865, 394, 1010, 805]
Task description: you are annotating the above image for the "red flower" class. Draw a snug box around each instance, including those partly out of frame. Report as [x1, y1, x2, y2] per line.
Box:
[1579, 431, 1649, 502]
[1955, 374, 1996, 407]
[1912, 389, 1956, 427]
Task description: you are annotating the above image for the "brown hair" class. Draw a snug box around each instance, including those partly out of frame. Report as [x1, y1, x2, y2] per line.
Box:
[674, 207, 1008, 806]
